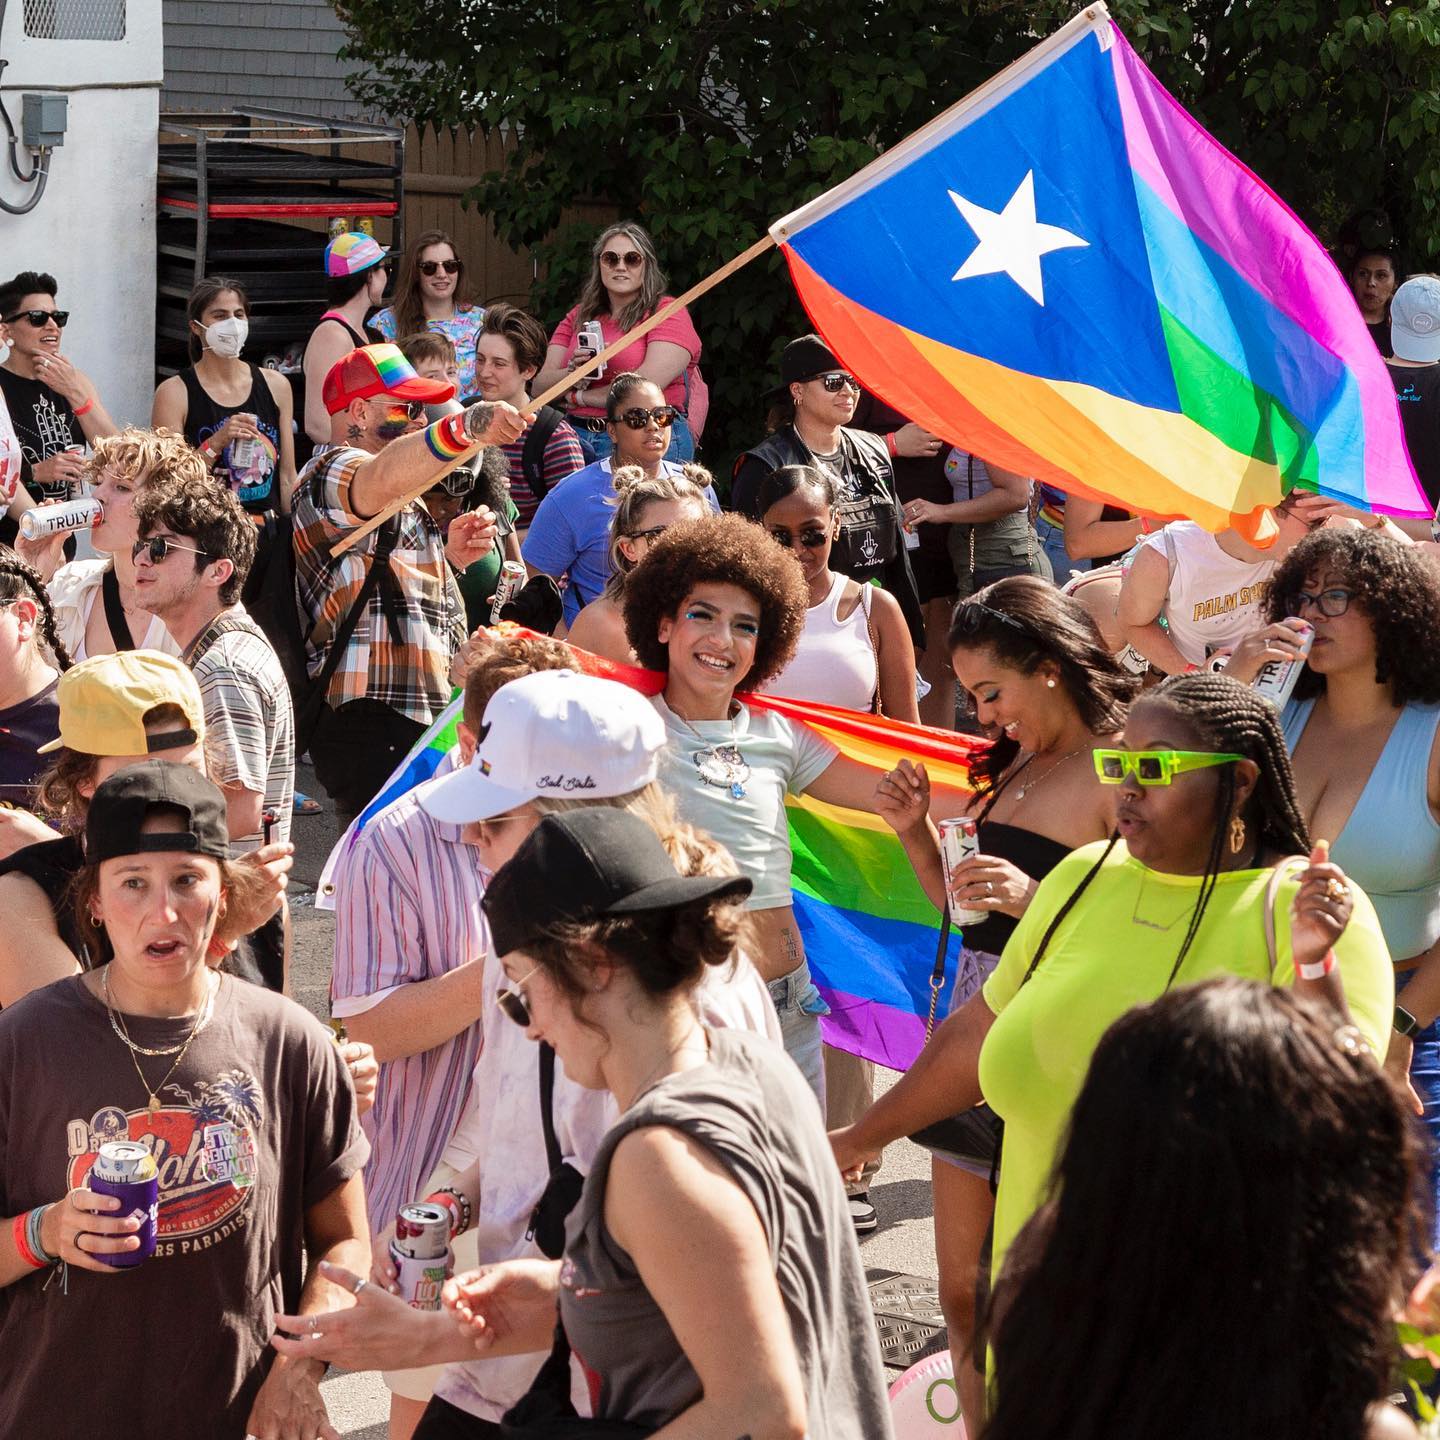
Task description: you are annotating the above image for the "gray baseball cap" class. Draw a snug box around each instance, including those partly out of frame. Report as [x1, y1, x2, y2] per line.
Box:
[1391, 275, 1440, 363]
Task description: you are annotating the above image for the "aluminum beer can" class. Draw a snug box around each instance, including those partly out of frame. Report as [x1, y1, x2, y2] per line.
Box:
[88, 1140, 159, 1268]
[489, 560, 527, 624]
[328, 215, 351, 238]
[938, 816, 987, 927]
[1252, 620, 1314, 709]
[1116, 643, 1149, 677]
[19, 496, 102, 540]
[390, 1202, 452, 1310]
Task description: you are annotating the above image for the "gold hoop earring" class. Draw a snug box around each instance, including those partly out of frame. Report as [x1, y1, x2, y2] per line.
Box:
[1229, 814, 1246, 855]
[89, 912, 102, 930]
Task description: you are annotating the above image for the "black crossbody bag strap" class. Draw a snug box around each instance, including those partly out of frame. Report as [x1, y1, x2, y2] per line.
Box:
[101, 566, 137, 652]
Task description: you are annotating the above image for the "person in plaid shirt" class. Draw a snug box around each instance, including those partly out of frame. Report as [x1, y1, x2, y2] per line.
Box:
[293, 344, 525, 826]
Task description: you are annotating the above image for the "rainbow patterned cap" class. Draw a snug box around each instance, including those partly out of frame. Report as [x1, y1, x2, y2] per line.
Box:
[324, 231, 389, 277]
[322, 343, 457, 413]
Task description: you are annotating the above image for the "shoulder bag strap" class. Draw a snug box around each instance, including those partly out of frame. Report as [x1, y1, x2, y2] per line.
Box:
[185, 614, 254, 671]
[520, 406, 564, 501]
[101, 566, 137, 652]
[861, 583, 883, 716]
[537, 1041, 565, 1175]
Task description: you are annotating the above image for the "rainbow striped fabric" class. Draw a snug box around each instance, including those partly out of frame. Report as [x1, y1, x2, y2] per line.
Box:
[315, 639, 989, 1069]
[770, 8, 1430, 542]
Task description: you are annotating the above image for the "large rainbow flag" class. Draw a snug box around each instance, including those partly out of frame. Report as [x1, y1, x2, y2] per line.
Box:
[770, 5, 1430, 542]
[316, 634, 989, 1070]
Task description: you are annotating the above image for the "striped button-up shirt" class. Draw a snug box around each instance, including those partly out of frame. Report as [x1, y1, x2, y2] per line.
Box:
[330, 775, 489, 1229]
[293, 446, 468, 725]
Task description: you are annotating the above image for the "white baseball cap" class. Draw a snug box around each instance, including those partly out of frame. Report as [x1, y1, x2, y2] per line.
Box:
[1391, 275, 1440, 363]
[419, 669, 667, 824]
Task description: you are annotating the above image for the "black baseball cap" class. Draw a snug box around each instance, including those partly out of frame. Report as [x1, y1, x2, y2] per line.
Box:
[482, 808, 752, 957]
[766, 333, 844, 401]
[85, 761, 231, 866]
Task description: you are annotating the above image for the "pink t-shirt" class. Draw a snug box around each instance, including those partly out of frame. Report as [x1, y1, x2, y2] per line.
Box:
[550, 298, 701, 416]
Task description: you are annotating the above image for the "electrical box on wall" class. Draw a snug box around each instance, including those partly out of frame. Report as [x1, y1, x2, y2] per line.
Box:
[21, 93, 68, 148]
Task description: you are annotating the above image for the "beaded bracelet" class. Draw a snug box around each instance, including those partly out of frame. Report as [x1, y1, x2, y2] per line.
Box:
[427, 1187, 473, 1237]
[423, 412, 470, 464]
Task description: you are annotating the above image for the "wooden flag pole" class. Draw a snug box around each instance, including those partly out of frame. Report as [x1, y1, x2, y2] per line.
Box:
[331, 233, 778, 558]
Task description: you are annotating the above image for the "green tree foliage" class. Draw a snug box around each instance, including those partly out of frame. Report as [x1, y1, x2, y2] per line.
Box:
[334, 0, 1440, 465]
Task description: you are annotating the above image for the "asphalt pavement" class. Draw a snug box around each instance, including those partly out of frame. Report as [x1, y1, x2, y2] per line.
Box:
[286, 763, 941, 1438]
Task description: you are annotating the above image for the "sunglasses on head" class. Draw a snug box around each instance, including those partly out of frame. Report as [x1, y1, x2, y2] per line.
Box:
[810, 371, 860, 394]
[1286, 586, 1352, 619]
[768, 524, 829, 550]
[132, 536, 216, 565]
[616, 405, 678, 430]
[600, 250, 644, 268]
[951, 599, 1029, 637]
[495, 965, 539, 1028]
[5, 309, 68, 328]
[419, 259, 461, 276]
[1093, 748, 1245, 785]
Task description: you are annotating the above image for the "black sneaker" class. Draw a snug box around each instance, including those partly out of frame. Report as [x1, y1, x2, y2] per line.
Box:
[848, 1192, 878, 1233]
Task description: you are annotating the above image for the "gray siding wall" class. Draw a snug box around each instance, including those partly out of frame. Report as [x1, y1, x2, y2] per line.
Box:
[161, 0, 375, 117]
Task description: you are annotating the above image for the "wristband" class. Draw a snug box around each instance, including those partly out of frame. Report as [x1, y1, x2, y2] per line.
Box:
[12, 1210, 44, 1269]
[885, 432, 899, 459]
[72, 397, 94, 419]
[1297, 950, 1337, 982]
[27, 1205, 55, 1265]
[1138, 515, 1154, 534]
[1181, 663, 1201, 674]
[423, 413, 470, 463]
[1395, 1003, 1422, 1038]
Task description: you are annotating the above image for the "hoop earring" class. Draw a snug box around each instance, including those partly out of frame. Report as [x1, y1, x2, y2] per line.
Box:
[89, 912, 102, 930]
[1229, 814, 1246, 855]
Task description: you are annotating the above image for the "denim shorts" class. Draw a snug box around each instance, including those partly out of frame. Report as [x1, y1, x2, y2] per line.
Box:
[928, 948, 1003, 1176]
[767, 959, 829, 1109]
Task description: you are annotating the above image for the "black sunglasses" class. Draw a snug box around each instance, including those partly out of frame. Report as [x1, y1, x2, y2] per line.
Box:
[5, 309, 68, 328]
[419, 259, 460, 276]
[952, 599, 1029, 636]
[616, 405, 678, 430]
[810, 371, 860, 394]
[132, 536, 215, 565]
[600, 250, 644, 268]
[627, 523, 670, 543]
[768, 525, 829, 550]
[495, 965, 539, 1028]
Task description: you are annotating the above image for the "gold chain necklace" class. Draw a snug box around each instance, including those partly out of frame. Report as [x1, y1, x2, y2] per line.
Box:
[103, 968, 218, 1113]
[1013, 744, 1088, 802]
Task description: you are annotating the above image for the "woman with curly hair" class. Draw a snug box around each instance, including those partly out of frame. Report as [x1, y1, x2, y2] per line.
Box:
[1248, 528, 1440, 1234]
[0, 546, 68, 813]
[622, 511, 898, 1101]
[833, 674, 1393, 1325]
[987, 978, 1422, 1440]
[369, 231, 484, 397]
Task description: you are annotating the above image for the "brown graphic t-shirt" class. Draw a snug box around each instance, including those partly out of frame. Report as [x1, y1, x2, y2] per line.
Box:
[0, 973, 369, 1436]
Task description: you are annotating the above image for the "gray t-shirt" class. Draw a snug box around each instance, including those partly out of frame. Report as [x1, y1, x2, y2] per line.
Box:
[558, 1028, 894, 1437]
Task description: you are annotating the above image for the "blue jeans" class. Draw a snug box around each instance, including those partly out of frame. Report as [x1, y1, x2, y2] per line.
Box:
[767, 960, 828, 1109]
[1034, 513, 1083, 587]
[1409, 1019, 1440, 1247]
[573, 412, 695, 466]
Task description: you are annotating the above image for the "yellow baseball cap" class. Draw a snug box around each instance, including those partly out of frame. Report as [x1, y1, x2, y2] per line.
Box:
[37, 650, 206, 756]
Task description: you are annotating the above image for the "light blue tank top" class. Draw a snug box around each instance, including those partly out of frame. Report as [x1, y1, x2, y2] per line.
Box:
[1283, 697, 1440, 961]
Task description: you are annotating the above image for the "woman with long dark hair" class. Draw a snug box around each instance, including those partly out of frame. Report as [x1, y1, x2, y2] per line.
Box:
[833, 674, 1393, 1319]
[0, 546, 67, 812]
[533, 221, 702, 463]
[370, 231, 484, 397]
[987, 978, 1421, 1440]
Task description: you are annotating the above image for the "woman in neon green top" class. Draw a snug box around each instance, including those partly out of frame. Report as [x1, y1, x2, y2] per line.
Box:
[833, 672, 1393, 1284]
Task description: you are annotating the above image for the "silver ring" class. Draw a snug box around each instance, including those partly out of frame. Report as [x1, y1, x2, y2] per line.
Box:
[986, 881, 994, 896]
[309, 1314, 319, 1333]
[351, 1276, 368, 1298]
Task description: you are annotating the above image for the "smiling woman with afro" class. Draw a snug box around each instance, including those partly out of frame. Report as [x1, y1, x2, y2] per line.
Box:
[622, 511, 809, 690]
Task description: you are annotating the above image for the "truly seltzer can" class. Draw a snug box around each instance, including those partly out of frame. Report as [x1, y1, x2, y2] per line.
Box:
[938, 816, 988, 928]
[389, 1202, 452, 1310]
[19, 496, 102, 541]
[489, 560, 527, 624]
[1252, 620, 1314, 710]
[88, 1140, 159, 1268]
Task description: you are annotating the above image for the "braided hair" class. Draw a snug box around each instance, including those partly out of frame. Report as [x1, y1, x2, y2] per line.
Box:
[0, 546, 71, 671]
[1020, 673, 1311, 993]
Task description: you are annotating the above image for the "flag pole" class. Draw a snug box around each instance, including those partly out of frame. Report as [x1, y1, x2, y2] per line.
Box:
[330, 233, 777, 557]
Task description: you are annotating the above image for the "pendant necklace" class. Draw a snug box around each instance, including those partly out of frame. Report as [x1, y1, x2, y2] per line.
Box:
[671, 703, 750, 800]
[104, 967, 218, 1113]
[1013, 744, 1087, 802]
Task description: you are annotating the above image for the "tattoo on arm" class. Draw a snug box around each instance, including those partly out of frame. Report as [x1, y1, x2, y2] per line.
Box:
[463, 402, 495, 441]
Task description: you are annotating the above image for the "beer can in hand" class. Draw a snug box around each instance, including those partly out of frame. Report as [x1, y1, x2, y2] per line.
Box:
[490, 560, 527, 624]
[390, 1202, 453, 1310]
[938, 816, 988, 928]
[19, 496, 103, 540]
[1252, 621, 1314, 709]
[88, 1141, 159, 1268]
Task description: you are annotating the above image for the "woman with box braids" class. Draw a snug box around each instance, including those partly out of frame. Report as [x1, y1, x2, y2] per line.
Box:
[0, 546, 67, 819]
[832, 673, 1394, 1329]
[0, 545, 71, 671]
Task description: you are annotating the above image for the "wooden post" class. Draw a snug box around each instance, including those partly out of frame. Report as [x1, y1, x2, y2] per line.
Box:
[330, 233, 778, 557]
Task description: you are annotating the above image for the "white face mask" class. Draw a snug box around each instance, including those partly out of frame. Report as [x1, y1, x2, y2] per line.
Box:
[202, 316, 248, 358]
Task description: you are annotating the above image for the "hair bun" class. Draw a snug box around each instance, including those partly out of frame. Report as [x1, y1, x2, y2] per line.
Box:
[611, 464, 647, 494]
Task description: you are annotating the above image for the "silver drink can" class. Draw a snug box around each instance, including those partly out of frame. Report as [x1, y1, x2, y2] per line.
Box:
[938, 816, 987, 927]
[19, 496, 102, 540]
[389, 1201, 453, 1311]
[489, 560, 526, 624]
[578, 320, 606, 378]
[1252, 620, 1314, 709]
[1116, 643, 1149, 676]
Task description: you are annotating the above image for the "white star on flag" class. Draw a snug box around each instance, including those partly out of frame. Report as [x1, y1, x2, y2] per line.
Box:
[948, 171, 1088, 305]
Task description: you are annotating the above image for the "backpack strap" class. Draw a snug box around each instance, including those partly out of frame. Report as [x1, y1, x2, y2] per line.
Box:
[184, 613, 256, 671]
[100, 566, 136, 652]
[520, 406, 565, 502]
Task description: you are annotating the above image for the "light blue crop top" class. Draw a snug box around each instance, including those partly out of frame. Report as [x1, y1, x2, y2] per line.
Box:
[1283, 697, 1440, 962]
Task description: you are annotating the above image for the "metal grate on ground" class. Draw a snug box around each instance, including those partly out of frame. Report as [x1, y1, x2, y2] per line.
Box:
[868, 1268, 949, 1370]
[23, 0, 126, 40]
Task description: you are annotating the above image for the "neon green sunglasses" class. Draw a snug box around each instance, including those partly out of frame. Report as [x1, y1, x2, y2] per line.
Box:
[1093, 748, 1245, 786]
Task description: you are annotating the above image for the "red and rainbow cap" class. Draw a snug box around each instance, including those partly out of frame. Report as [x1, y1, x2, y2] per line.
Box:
[322, 343, 457, 414]
[324, 231, 389, 277]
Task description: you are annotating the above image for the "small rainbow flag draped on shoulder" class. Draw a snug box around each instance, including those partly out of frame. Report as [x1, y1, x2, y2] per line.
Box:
[316, 633, 989, 1071]
[770, 6, 1430, 542]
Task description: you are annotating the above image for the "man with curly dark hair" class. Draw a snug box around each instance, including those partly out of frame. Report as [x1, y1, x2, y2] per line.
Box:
[621, 512, 897, 1105]
[1260, 527, 1440, 1244]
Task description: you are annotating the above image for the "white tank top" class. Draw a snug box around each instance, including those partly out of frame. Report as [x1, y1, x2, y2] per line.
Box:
[766, 571, 877, 711]
[1140, 521, 1276, 666]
